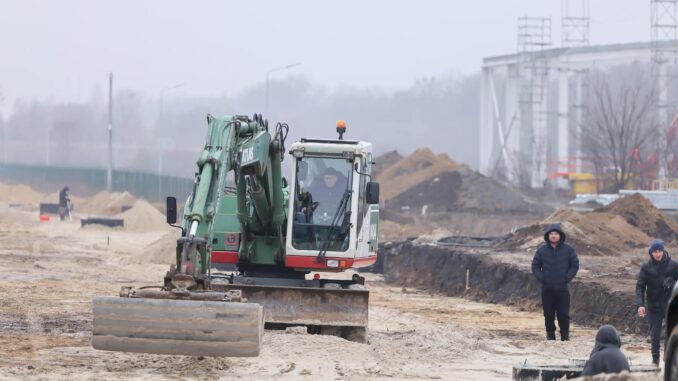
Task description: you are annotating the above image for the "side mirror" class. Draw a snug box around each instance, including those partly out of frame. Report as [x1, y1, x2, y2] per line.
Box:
[166, 196, 177, 224]
[297, 161, 308, 181]
[366, 182, 380, 204]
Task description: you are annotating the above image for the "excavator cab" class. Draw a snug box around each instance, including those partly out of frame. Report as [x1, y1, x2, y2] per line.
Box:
[292, 156, 352, 251]
[285, 136, 379, 271]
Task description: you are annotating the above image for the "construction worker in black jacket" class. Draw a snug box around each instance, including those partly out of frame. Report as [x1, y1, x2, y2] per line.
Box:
[581, 325, 630, 376]
[636, 239, 678, 365]
[531, 223, 580, 341]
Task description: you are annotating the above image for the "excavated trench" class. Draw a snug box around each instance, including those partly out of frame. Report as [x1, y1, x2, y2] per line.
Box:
[376, 241, 643, 335]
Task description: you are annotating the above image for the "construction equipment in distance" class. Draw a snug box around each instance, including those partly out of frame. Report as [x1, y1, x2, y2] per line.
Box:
[92, 115, 380, 357]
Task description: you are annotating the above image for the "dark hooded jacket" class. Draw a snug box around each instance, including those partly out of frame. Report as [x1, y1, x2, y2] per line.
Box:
[59, 186, 70, 207]
[581, 325, 630, 376]
[635, 239, 678, 311]
[531, 224, 579, 291]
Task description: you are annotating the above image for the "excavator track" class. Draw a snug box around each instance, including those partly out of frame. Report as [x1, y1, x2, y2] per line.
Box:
[92, 296, 264, 357]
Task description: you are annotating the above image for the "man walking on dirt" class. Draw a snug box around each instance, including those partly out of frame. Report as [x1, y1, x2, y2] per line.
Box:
[636, 239, 678, 365]
[58, 186, 71, 221]
[531, 223, 579, 341]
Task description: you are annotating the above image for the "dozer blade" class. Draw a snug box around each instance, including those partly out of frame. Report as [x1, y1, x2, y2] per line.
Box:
[211, 283, 369, 333]
[92, 296, 263, 357]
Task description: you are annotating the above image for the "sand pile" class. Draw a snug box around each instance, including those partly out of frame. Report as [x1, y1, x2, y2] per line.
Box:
[376, 148, 466, 201]
[0, 183, 43, 204]
[42, 190, 86, 210]
[387, 167, 548, 214]
[455, 169, 547, 213]
[504, 208, 651, 256]
[42, 191, 62, 204]
[77, 191, 137, 215]
[140, 229, 181, 264]
[375, 149, 548, 215]
[372, 150, 403, 178]
[597, 193, 678, 243]
[116, 200, 170, 233]
[389, 171, 462, 211]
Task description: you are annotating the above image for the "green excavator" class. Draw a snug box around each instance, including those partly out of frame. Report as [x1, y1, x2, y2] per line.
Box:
[92, 115, 380, 356]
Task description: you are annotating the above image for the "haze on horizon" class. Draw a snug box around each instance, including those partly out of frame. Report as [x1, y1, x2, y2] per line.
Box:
[0, 0, 652, 174]
[0, 0, 648, 104]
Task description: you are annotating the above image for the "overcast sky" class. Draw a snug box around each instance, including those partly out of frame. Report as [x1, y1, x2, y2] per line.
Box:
[0, 0, 649, 110]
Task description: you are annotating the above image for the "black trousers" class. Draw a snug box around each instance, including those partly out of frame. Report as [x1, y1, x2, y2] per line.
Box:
[647, 308, 665, 356]
[542, 288, 570, 335]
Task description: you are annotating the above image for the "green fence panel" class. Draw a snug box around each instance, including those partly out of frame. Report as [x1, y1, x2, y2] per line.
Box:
[0, 164, 194, 203]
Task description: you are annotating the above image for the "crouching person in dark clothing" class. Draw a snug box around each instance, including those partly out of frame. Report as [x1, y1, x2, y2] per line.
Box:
[581, 325, 630, 377]
[636, 239, 678, 365]
[531, 223, 579, 341]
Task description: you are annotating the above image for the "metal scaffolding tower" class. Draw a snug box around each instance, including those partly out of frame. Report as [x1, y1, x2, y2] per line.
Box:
[562, 0, 591, 175]
[517, 17, 552, 188]
[651, 0, 678, 178]
[562, 0, 590, 48]
[481, 43, 673, 186]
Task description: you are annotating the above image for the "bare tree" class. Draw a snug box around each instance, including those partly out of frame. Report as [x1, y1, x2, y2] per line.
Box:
[580, 67, 657, 192]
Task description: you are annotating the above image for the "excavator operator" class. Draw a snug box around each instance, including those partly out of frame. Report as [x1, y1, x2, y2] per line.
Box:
[306, 167, 348, 224]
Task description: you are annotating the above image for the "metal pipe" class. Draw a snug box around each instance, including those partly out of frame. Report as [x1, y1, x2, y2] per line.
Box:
[249, 175, 271, 227]
[188, 162, 214, 223]
[107, 73, 113, 191]
[236, 172, 247, 225]
[189, 220, 199, 238]
[271, 139, 285, 226]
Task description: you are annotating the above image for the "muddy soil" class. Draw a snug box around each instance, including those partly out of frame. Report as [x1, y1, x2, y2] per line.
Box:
[374, 149, 550, 216]
[0, 206, 661, 380]
[503, 208, 652, 257]
[379, 210, 544, 241]
[380, 241, 654, 335]
[597, 193, 678, 244]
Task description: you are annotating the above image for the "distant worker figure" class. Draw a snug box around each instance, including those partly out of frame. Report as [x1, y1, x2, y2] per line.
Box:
[531, 223, 580, 341]
[58, 186, 71, 221]
[306, 167, 348, 224]
[635, 239, 678, 365]
[581, 325, 630, 377]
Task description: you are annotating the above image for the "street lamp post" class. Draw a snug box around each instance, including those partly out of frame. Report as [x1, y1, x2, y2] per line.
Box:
[159, 83, 186, 126]
[265, 63, 301, 117]
[107, 73, 113, 191]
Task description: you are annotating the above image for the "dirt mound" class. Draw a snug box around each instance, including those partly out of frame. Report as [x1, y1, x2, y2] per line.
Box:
[376, 148, 465, 201]
[390, 171, 462, 211]
[142, 229, 181, 264]
[116, 200, 170, 233]
[455, 169, 547, 213]
[42, 191, 62, 204]
[77, 191, 137, 215]
[379, 220, 430, 241]
[387, 168, 548, 214]
[0, 183, 43, 204]
[372, 150, 403, 178]
[503, 208, 651, 256]
[42, 191, 86, 211]
[376, 148, 549, 215]
[598, 193, 678, 244]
